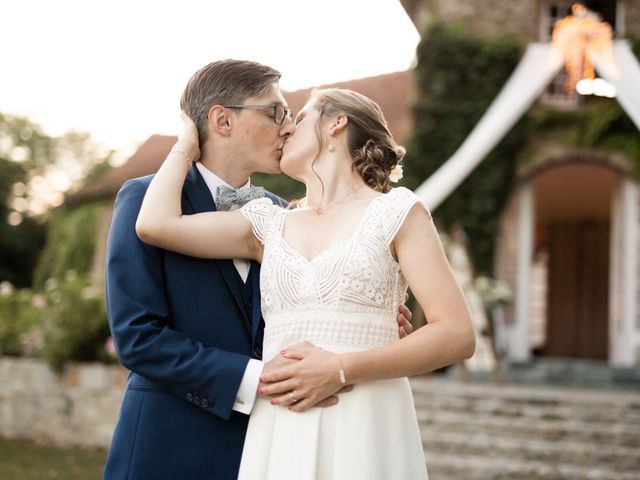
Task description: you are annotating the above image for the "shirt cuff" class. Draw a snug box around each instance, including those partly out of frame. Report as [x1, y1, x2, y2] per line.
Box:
[232, 359, 264, 415]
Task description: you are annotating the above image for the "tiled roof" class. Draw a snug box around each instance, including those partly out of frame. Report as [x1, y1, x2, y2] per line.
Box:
[66, 134, 177, 204]
[69, 70, 414, 202]
[284, 70, 415, 143]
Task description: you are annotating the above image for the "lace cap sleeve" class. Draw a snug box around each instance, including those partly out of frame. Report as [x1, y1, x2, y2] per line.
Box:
[382, 187, 432, 244]
[240, 197, 280, 245]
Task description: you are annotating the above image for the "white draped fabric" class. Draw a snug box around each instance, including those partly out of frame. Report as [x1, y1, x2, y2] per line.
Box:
[592, 40, 640, 131]
[414, 43, 564, 210]
[415, 40, 640, 211]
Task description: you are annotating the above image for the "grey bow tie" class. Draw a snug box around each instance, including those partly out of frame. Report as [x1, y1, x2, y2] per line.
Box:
[214, 184, 265, 211]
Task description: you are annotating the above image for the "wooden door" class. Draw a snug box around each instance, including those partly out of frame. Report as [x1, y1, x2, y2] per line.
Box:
[544, 222, 609, 359]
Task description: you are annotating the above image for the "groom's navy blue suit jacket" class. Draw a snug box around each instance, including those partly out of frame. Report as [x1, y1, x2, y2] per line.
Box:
[103, 165, 285, 480]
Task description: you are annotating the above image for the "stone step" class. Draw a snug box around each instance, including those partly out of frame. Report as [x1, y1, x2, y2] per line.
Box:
[421, 431, 640, 471]
[425, 453, 640, 480]
[416, 408, 640, 447]
[408, 378, 640, 479]
[447, 359, 640, 390]
[410, 377, 640, 409]
[413, 392, 640, 425]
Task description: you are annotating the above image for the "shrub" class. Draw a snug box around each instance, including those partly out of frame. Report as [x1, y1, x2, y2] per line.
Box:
[0, 271, 112, 371]
[0, 284, 44, 356]
[41, 270, 111, 371]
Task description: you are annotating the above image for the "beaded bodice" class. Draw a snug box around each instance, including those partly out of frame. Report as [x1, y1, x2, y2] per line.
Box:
[241, 187, 425, 360]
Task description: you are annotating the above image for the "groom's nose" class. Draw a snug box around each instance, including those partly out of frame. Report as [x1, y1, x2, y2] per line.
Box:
[279, 116, 294, 137]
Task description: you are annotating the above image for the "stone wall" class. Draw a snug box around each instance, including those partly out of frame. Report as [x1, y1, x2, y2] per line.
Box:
[0, 357, 126, 447]
[623, 0, 640, 38]
[404, 0, 540, 41]
[403, 0, 640, 43]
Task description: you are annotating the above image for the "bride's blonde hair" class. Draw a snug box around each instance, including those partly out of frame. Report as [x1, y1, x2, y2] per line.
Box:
[311, 88, 405, 193]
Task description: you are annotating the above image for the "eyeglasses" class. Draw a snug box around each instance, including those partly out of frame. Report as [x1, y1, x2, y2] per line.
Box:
[223, 104, 292, 125]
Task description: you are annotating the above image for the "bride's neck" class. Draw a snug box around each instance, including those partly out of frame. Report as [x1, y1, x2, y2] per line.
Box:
[303, 154, 368, 210]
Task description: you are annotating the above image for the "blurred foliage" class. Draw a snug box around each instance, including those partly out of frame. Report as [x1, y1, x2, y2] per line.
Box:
[33, 202, 104, 290]
[0, 287, 43, 356]
[252, 171, 306, 203]
[41, 270, 111, 371]
[0, 112, 113, 287]
[0, 270, 111, 371]
[402, 23, 524, 274]
[0, 157, 45, 287]
[526, 98, 640, 169]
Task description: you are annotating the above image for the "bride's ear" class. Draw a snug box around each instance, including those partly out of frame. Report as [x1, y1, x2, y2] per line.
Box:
[329, 114, 348, 137]
[208, 105, 232, 137]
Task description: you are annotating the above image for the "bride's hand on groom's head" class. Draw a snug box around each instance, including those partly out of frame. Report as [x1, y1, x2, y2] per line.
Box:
[176, 112, 201, 163]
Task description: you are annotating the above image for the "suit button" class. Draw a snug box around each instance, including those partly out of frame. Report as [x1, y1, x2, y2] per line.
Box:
[246, 301, 253, 309]
[252, 346, 262, 359]
[201, 398, 209, 408]
[186, 393, 193, 402]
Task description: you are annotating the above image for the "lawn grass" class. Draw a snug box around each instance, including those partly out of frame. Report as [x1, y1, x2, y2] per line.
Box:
[0, 437, 106, 479]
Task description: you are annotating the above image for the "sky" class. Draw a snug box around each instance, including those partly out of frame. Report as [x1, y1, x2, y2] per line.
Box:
[2, 0, 420, 159]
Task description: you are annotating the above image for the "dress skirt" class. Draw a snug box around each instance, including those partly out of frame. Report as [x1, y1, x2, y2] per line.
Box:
[238, 377, 428, 480]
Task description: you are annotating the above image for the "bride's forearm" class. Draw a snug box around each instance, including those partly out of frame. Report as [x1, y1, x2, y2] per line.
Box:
[136, 145, 194, 241]
[341, 319, 474, 384]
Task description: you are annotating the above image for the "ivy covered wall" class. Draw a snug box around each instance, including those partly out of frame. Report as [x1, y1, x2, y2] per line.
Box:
[403, 25, 640, 275]
[402, 24, 525, 275]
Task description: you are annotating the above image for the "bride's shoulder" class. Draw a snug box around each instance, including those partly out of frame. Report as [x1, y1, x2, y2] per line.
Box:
[387, 186, 414, 196]
[383, 186, 422, 205]
[240, 197, 285, 219]
[381, 187, 431, 220]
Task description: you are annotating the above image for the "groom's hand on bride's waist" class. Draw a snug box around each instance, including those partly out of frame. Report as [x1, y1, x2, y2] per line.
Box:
[398, 293, 414, 338]
[258, 341, 353, 412]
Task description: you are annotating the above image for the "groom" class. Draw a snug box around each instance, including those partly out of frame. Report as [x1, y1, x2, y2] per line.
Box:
[104, 59, 413, 480]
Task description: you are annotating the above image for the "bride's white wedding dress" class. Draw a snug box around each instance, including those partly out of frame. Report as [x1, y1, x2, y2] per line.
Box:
[237, 187, 429, 479]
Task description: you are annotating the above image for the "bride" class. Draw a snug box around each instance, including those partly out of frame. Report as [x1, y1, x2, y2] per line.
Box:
[136, 87, 474, 479]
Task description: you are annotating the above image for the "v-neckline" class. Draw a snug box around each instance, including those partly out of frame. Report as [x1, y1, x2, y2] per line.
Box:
[278, 194, 385, 264]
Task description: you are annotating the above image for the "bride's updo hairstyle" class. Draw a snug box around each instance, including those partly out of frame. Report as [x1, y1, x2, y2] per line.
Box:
[312, 88, 405, 193]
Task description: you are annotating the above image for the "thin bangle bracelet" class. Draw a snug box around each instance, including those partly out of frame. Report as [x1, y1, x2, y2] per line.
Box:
[170, 149, 192, 168]
[338, 356, 347, 385]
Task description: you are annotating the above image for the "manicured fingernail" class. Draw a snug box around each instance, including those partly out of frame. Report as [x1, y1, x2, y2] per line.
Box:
[280, 349, 288, 355]
[258, 389, 264, 395]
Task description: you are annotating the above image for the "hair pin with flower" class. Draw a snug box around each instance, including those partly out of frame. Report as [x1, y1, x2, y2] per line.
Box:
[389, 164, 403, 183]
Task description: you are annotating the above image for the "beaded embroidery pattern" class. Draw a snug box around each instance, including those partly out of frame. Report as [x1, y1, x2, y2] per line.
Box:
[240, 187, 430, 359]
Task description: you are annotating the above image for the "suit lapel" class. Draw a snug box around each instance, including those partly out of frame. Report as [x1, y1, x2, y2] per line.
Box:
[182, 165, 252, 330]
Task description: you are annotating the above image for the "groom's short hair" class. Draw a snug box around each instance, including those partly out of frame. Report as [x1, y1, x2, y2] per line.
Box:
[180, 59, 282, 146]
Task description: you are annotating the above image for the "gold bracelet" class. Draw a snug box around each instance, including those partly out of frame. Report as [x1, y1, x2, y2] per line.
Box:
[338, 355, 347, 385]
[170, 149, 192, 168]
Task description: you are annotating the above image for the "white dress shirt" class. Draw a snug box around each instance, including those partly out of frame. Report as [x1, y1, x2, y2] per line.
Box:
[196, 162, 264, 415]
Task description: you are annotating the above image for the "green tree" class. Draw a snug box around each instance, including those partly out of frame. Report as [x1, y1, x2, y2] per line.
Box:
[0, 115, 48, 286]
[0, 112, 113, 287]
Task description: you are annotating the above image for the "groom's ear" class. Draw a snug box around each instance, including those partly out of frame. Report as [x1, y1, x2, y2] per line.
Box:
[208, 105, 232, 137]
